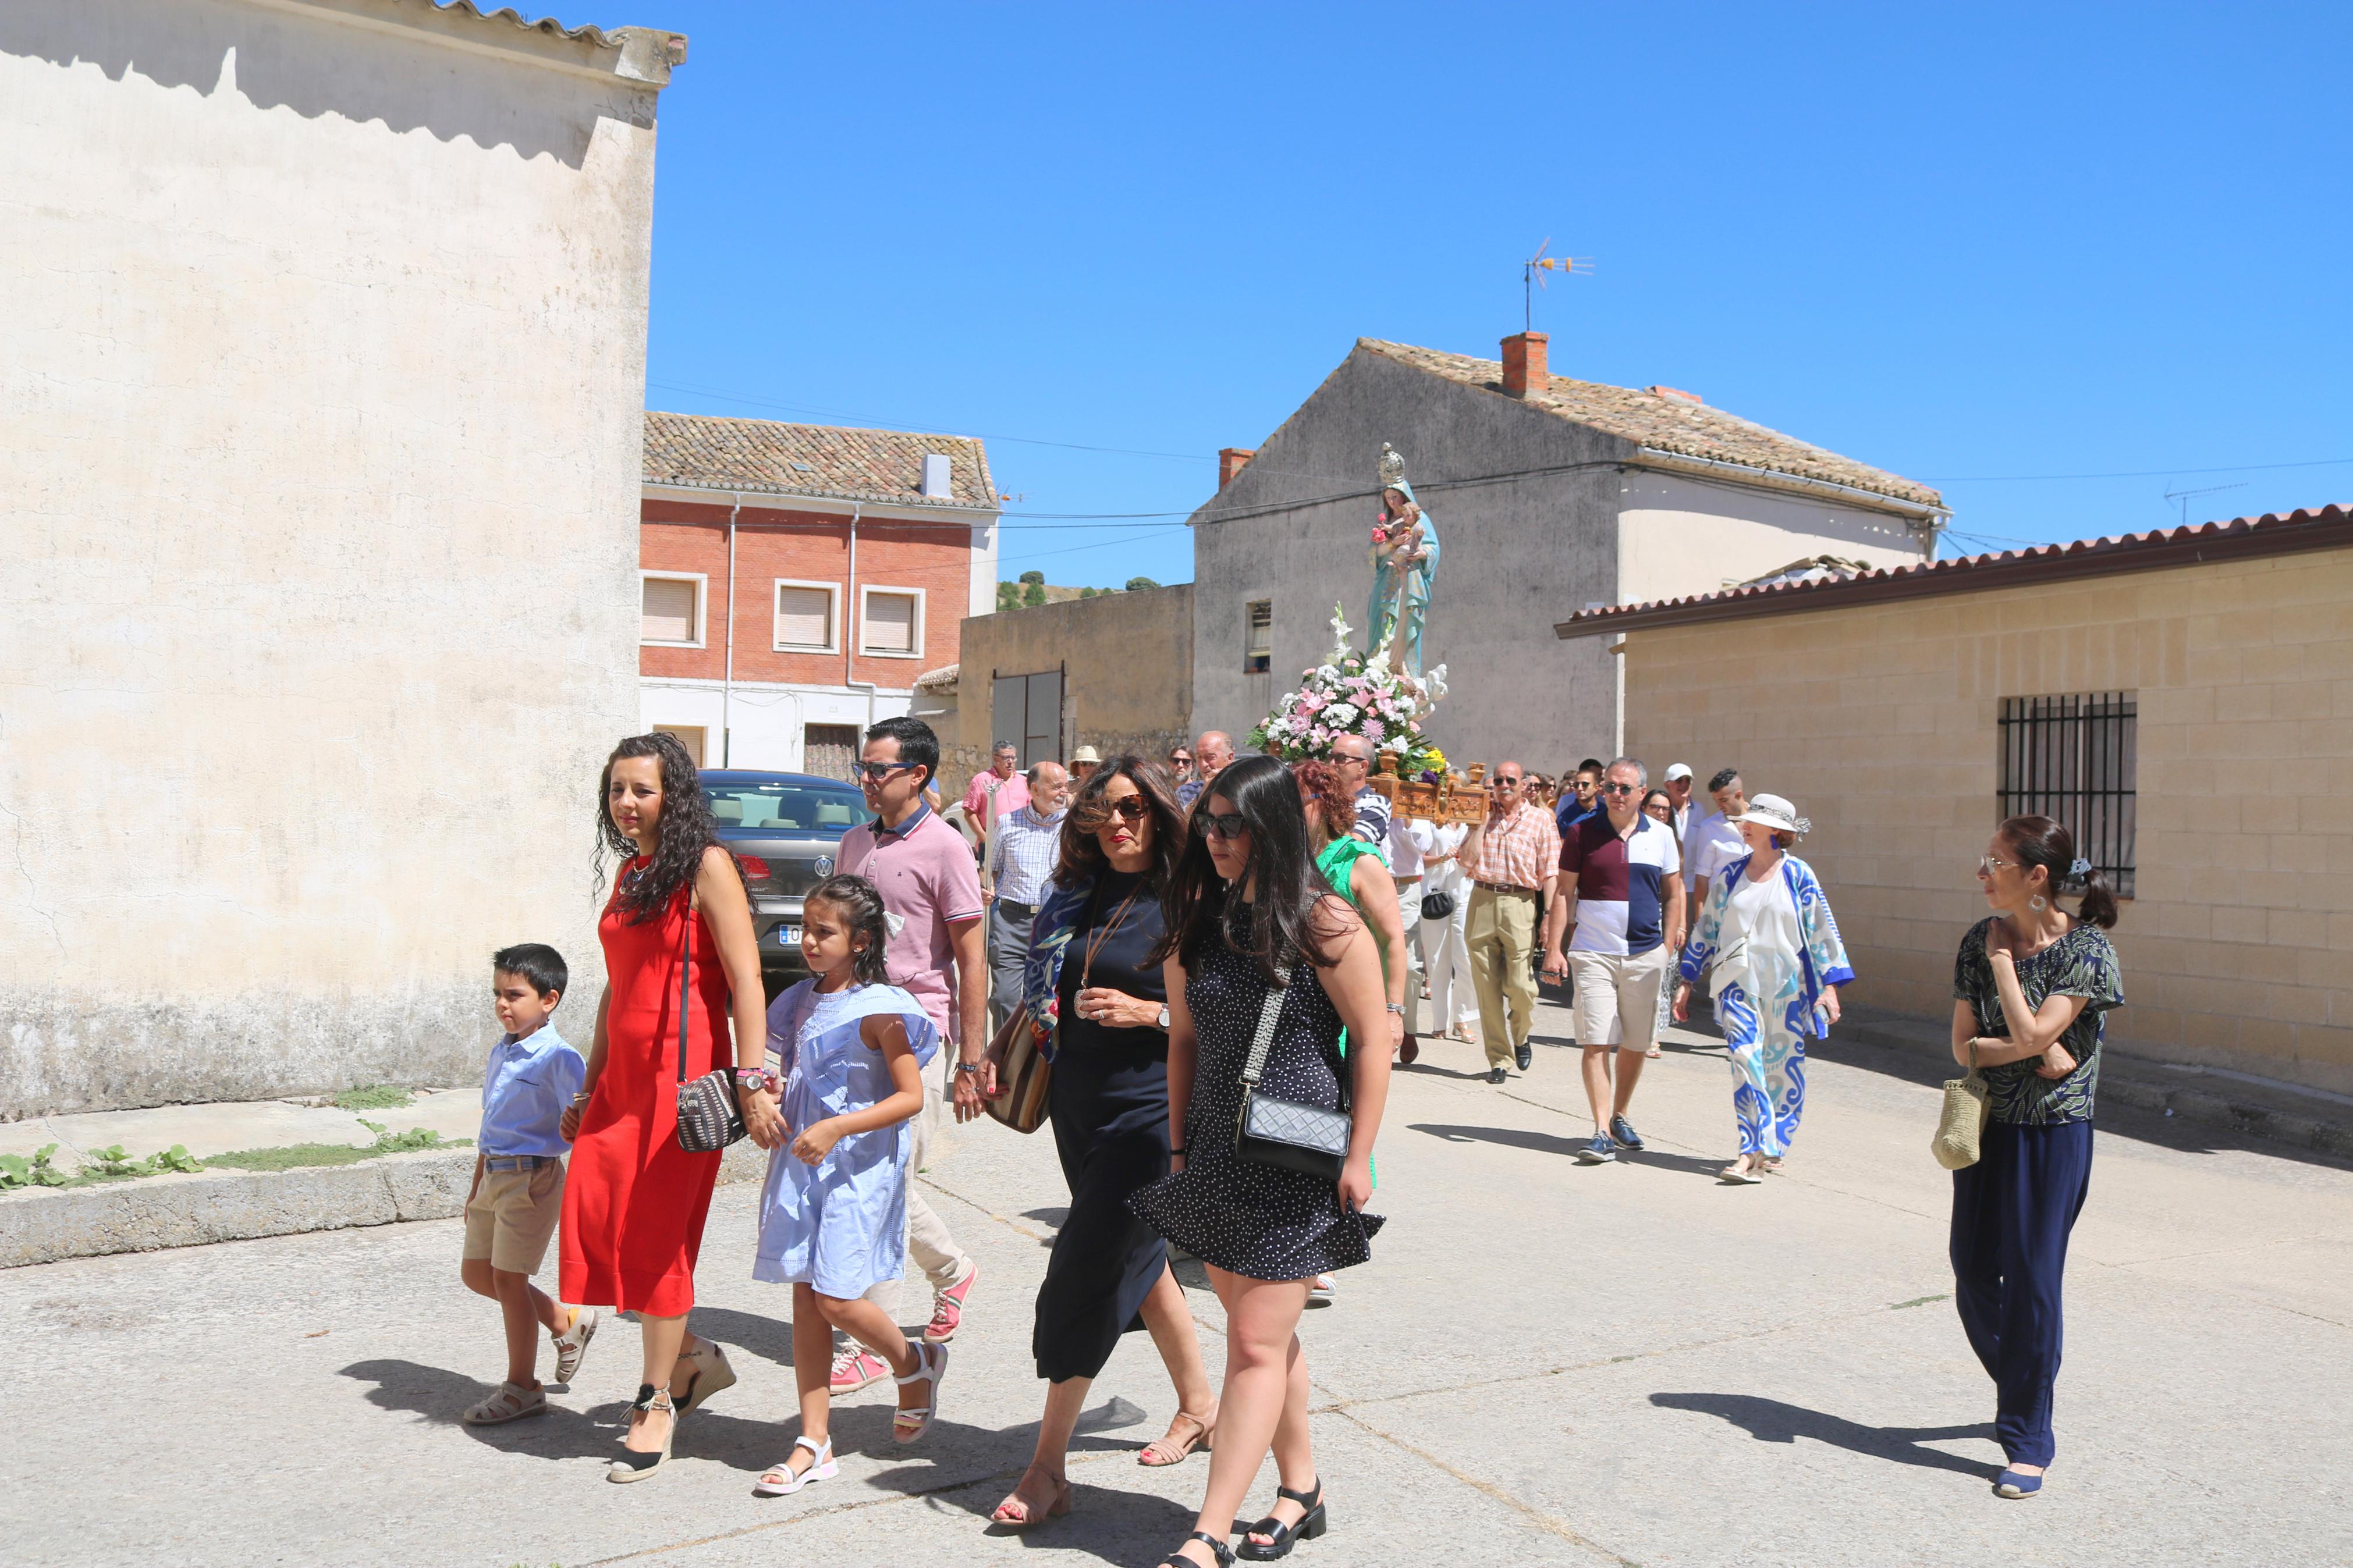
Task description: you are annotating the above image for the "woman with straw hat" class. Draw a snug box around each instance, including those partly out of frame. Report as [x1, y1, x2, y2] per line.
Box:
[1671, 793, 1854, 1183]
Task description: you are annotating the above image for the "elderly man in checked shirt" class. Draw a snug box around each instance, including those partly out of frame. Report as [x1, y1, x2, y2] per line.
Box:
[985, 760, 1072, 1034]
[1460, 761, 1562, 1084]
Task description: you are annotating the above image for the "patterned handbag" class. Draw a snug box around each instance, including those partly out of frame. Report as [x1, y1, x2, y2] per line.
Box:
[1233, 974, 1351, 1182]
[983, 1005, 1053, 1135]
[670, 898, 747, 1154]
[1930, 1038, 1989, 1171]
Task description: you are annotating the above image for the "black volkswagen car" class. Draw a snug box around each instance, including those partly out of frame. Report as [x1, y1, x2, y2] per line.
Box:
[700, 769, 871, 997]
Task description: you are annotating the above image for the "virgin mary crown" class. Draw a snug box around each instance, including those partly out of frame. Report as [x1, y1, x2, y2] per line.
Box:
[1377, 442, 1408, 492]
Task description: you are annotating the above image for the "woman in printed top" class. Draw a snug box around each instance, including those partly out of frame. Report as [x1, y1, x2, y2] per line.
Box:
[1672, 792, 1853, 1183]
[987, 756, 1220, 1530]
[1949, 816, 2123, 1502]
[748, 874, 949, 1498]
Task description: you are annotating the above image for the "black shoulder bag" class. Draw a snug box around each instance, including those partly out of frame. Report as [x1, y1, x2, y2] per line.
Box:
[1232, 966, 1353, 1182]
[672, 897, 748, 1153]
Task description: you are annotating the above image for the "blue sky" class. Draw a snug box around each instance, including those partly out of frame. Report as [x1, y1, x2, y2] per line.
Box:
[637, 2, 2352, 586]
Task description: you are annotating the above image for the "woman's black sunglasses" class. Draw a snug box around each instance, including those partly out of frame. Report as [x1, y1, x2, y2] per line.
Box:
[1194, 810, 1248, 840]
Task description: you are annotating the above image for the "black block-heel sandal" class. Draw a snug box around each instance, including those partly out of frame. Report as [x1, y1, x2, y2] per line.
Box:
[1160, 1529, 1234, 1566]
[1236, 1478, 1326, 1560]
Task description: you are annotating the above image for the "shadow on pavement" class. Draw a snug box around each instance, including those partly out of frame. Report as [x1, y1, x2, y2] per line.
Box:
[1408, 1123, 1732, 1180]
[1649, 1392, 1997, 1478]
[341, 1357, 617, 1460]
[688, 1304, 800, 1369]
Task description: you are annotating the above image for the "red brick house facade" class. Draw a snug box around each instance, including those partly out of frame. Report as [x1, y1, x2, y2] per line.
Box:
[638, 413, 996, 775]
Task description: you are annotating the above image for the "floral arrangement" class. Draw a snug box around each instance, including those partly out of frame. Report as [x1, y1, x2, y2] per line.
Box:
[1247, 605, 1449, 775]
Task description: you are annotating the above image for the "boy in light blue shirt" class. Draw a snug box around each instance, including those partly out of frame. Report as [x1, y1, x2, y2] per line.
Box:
[460, 944, 595, 1425]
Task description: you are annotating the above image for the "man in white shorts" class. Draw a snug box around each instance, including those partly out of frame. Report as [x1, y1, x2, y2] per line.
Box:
[1541, 756, 1685, 1163]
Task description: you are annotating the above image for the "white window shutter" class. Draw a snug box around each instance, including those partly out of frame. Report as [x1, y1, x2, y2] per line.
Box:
[863, 592, 916, 653]
[643, 578, 697, 642]
[775, 586, 833, 648]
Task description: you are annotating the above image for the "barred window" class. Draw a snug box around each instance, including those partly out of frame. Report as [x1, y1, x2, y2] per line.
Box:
[1997, 692, 2136, 898]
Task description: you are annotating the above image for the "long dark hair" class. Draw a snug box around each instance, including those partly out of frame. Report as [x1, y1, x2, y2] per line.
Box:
[1999, 815, 2120, 930]
[1056, 756, 1185, 890]
[1154, 754, 1343, 984]
[595, 732, 747, 925]
[804, 874, 893, 986]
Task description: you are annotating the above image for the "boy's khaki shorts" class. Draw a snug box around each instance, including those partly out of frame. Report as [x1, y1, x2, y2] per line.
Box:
[463, 1159, 564, 1275]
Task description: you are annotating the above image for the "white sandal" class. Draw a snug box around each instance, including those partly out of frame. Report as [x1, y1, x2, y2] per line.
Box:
[892, 1341, 947, 1443]
[753, 1434, 837, 1496]
[462, 1381, 546, 1425]
[550, 1305, 598, 1386]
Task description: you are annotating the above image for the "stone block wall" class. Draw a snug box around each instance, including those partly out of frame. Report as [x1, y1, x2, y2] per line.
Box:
[1619, 546, 2353, 1095]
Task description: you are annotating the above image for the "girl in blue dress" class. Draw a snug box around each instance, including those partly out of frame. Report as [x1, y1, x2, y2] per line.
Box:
[750, 875, 949, 1497]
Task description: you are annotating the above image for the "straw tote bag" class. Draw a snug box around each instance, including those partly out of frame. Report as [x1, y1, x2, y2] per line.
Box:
[1931, 1038, 1989, 1171]
[984, 1005, 1053, 1135]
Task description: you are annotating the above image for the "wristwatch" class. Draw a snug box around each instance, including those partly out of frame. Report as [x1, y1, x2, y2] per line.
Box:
[1156, 1005, 1172, 1030]
[1385, 1002, 1406, 1015]
[952, 1059, 988, 1076]
[729, 1066, 779, 1096]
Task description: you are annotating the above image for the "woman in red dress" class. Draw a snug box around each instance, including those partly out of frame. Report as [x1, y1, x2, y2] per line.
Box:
[560, 733, 785, 1482]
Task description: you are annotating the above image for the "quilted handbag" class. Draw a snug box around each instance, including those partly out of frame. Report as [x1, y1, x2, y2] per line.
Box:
[671, 899, 747, 1154]
[1233, 977, 1351, 1182]
[1419, 889, 1456, 922]
[982, 1005, 1053, 1135]
[1931, 1039, 1989, 1171]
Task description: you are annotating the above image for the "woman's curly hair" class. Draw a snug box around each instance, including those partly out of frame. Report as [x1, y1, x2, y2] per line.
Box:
[1289, 758, 1354, 846]
[594, 732, 748, 925]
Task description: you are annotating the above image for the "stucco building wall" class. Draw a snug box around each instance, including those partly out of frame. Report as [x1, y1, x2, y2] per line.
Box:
[1616, 472, 1926, 607]
[947, 586, 1195, 801]
[1615, 546, 2353, 1096]
[0, 0, 676, 1114]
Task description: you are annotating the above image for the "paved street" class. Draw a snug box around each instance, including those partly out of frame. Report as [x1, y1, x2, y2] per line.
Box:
[6, 992, 2349, 1568]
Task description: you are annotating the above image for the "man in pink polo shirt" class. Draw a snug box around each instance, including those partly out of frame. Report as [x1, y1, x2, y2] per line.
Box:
[832, 716, 991, 1375]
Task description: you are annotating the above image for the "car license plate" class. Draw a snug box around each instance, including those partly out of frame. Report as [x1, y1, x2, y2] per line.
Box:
[773, 925, 800, 947]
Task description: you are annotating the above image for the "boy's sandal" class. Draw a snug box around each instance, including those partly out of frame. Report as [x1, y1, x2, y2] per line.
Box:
[672, 1339, 737, 1415]
[461, 1381, 546, 1425]
[1159, 1530, 1235, 1567]
[550, 1305, 598, 1386]
[608, 1386, 675, 1483]
[892, 1340, 948, 1443]
[989, 1466, 1072, 1527]
[753, 1434, 837, 1497]
[1138, 1407, 1216, 1467]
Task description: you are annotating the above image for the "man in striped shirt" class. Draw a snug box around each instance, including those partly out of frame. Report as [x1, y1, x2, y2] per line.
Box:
[985, 760, 1071, 1036]
[1460, 762, 1562, 1084]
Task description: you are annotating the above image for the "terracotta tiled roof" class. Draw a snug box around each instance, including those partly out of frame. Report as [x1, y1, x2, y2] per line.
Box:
[1358, 339, 1943, 511]
[914, 663, 960, 692]
[643, 413, 997, 512]
[1555, 506, 2353, 636]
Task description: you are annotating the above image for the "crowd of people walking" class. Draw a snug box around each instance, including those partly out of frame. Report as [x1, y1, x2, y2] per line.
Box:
[452, 716, 2123, 1533]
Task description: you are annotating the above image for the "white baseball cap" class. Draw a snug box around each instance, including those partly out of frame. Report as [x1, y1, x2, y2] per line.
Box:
[1663, 762, 1694, 782]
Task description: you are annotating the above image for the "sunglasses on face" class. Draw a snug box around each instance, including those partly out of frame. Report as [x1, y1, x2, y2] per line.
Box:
[1170, 754, 1191, 765]
[1195, 810, 1249, 841]
[1494, 774, 1522, 787]
[1102, 795, 1150, 822]
[1599, 781, 1638, 797]
[853, 760, 917, 781]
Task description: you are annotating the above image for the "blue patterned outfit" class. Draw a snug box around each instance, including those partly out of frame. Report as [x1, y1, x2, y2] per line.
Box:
[1677, 851, 1854, 1157]
[752, 980, 939, 1298]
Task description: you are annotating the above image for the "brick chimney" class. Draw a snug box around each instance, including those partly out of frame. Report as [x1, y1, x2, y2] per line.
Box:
[1500, 332, 1548, 398]
[1218, 447, 1257, 489]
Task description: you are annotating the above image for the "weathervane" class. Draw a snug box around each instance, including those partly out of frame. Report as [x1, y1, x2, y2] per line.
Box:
[1523, 238, 1594, 331]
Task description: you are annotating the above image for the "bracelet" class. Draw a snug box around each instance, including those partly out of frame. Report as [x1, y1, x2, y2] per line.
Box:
[1170, 1145, 1186, 1157]
[570, 1091, 592, 1107]
[1385, 1002, 1406, 1015]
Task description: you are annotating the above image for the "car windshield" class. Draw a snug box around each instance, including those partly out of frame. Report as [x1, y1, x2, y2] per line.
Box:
[705, 778, 867, 833]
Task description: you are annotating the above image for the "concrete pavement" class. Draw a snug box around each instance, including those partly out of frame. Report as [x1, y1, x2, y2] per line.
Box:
[4, 992, 2348, 1566]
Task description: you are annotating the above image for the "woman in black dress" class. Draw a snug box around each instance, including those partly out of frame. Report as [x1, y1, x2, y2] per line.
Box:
[1128, 755, 1393, 1567]
[988, 758, 1220, 1529]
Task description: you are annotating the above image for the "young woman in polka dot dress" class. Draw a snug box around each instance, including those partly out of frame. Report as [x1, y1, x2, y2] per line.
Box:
[1128, 756, 1393, 1567]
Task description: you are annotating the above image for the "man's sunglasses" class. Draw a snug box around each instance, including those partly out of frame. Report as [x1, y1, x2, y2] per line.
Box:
[1194, 810, 1249, 840]
[1169, 754, 1192, 765]
[851, 760, 918, 781]
[1599, 781, 1639, 797]
[1493, 774, 1522, 787]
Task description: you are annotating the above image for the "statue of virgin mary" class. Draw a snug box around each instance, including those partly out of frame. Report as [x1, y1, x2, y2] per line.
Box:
[1367, 443, 1440, 678]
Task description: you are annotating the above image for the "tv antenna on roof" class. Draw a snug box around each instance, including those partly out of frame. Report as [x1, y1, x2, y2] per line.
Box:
[1523, 239, 1593, 332]
[2160, 479, 2246, 528]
